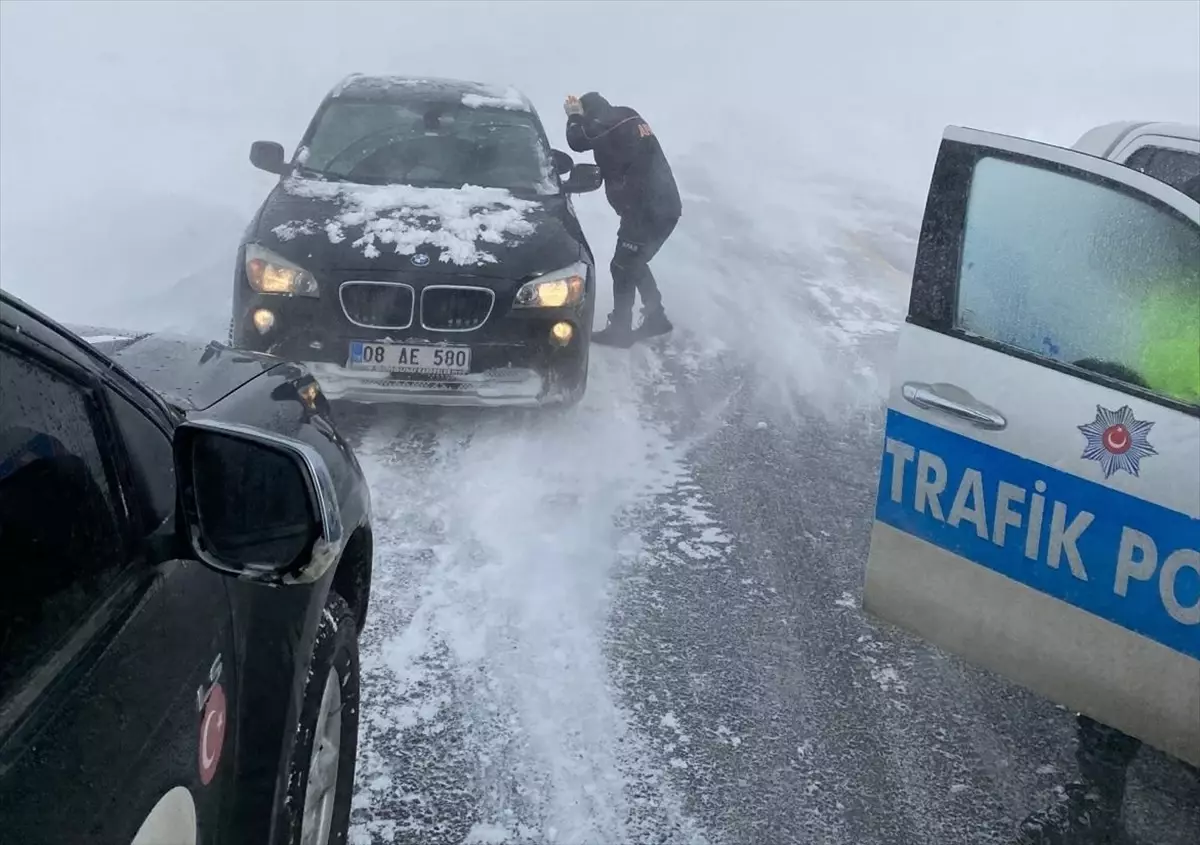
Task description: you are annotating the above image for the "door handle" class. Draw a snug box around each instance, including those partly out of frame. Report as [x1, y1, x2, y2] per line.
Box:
[902, 382, 1007, 431]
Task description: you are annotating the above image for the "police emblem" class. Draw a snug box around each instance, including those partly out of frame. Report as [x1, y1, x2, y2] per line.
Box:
[1077, 405, 1157, 479]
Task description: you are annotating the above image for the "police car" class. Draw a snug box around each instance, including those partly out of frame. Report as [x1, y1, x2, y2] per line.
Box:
[863, 125, 1199, 768]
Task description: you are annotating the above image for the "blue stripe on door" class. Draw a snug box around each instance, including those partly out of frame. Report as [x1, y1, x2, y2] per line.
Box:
[876, 410, 1200, 659]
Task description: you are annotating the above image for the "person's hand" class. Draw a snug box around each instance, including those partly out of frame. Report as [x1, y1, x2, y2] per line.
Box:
[564, 95, 583, 117]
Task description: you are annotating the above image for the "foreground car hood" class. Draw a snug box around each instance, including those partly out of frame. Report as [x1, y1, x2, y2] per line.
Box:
[251, 177, 583, 281]
[71, 325, 281, 411]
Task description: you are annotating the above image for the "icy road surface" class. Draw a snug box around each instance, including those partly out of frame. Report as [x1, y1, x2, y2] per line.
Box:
[336, 180, 1198, 845]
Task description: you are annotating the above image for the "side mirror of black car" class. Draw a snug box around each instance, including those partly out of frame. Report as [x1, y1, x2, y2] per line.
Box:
[550, 149, 574, 175]
[173, 419, 345, 585]
[562, 163, 603, 194]
[250, 140, 287, 175]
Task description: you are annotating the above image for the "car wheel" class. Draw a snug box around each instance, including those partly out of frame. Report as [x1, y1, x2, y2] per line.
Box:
[559, 377, 587, 408]
[285, 591, 360, 845]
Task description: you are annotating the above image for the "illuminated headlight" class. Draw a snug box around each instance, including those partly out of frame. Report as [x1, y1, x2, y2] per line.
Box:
[252, 308, 275, 334]
[245, 244, 319, 297]
[513, 262, 587, 308]
[298, 380, 322, 409]
[549, 321, 574, 346]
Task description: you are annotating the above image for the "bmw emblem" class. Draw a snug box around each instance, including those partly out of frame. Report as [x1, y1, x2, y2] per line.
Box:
[410, 253, 431, 267]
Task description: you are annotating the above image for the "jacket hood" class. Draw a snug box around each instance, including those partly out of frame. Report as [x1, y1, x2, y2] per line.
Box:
[251, 177, 583, 281]
[580, 92, 612, 118]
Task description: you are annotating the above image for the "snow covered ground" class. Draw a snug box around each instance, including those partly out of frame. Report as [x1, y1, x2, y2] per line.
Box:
[3, 2, 1199, 843]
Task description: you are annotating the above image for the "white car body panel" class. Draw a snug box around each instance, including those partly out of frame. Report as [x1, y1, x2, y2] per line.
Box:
[1072, 121, 1200, 161]
[1109, 131, 1200, 162]
[868, 328, 1200, 764]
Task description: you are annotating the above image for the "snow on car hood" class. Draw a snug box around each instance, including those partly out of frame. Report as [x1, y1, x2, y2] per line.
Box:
[460, 85, 529, 111]
[271, 177, 542, 267]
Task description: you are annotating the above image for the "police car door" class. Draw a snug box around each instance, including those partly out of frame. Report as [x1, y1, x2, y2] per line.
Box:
[863, 126, 1200, 767]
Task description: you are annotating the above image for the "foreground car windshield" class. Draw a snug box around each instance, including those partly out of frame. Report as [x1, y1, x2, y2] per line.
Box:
[299, 99, 552, 192]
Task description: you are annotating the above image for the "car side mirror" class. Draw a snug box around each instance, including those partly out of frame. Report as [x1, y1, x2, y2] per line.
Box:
[173, 419, 344, 585]
[250, 140, 287, 175]
[562, 163, 602, 194]
[550, 149, 574, 175]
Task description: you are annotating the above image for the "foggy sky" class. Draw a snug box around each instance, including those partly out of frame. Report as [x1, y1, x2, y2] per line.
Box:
[1, 0, 1197, 323]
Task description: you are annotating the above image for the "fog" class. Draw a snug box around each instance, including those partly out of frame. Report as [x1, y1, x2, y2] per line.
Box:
[2, 0, 1197, 334]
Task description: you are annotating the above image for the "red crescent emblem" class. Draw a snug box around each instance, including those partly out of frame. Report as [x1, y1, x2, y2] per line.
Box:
[199, 683, 227, 785]
[1102, 424, 1131, 455]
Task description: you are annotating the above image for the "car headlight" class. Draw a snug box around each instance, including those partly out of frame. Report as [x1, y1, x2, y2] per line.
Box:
[513, 262, 587, 308]
[245, 244, 319, 297]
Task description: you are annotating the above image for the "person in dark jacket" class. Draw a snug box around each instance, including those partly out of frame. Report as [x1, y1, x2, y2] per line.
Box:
[565, 92, 682, 347]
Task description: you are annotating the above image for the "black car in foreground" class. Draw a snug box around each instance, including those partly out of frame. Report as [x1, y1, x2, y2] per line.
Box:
[0, 291, 373, 845]
[231, 74, 604, 408]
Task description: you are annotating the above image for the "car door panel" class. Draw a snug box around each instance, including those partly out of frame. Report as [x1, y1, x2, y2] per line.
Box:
[864, 126, 1200, 767]
[89, 561, 233, 845]
[868, 327, 1199, 762]
[0, 320, 239, 845]
[2, 562, 234, 844]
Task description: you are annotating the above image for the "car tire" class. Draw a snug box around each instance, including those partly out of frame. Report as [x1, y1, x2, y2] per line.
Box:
[283, 591, 360, 845]
[559, 376, 587, 409]
[226, 317, 235, 347]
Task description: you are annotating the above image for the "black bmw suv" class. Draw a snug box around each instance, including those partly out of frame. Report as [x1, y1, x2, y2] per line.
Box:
[231, 75, 603, 407]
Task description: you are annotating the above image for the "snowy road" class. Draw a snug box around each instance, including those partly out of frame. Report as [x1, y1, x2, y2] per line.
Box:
[341, 359, 1200, 845]
[333, 191, 1198, 845]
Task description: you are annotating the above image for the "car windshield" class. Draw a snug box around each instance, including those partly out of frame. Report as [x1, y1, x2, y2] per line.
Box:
[298, 99, 555, 193]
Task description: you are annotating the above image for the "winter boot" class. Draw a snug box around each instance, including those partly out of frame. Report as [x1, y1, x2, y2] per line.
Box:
[592, 312, 635, 348]
[633, 306, 673, 341]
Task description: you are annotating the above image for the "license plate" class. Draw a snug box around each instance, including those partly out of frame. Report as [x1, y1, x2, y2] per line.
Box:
[348, 341, 471, 375]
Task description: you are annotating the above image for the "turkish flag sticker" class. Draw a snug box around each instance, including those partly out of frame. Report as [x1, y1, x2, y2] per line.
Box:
[199, 683, 227, 785]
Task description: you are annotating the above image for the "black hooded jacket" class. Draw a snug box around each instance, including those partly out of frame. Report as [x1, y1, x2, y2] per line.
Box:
[566, 93, 682, 224]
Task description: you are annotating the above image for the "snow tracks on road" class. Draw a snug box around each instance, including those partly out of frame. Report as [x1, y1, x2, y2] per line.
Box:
[347, 350, 718, 845]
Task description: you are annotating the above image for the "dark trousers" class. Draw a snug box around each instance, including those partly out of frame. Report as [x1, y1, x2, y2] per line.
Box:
[1076, 714, 1141, 800]
[610, 213, 679, 324]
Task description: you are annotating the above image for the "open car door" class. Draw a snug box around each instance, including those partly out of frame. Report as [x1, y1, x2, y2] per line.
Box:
[864, 126, 1200, 767]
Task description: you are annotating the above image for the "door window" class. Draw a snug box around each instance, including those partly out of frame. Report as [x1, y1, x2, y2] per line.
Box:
[0, 345, 127, 701]
[955, 156, 1200, 405]
[107, 388, 175, 533]
[1122, 145, 1200, 193]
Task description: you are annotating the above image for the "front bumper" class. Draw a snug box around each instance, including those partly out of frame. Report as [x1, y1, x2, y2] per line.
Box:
[232, 272, 591, 408]
[302, 363, 552, 407]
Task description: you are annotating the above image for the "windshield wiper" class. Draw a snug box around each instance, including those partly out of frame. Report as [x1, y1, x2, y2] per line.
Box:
[293, 165, 351, 183]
